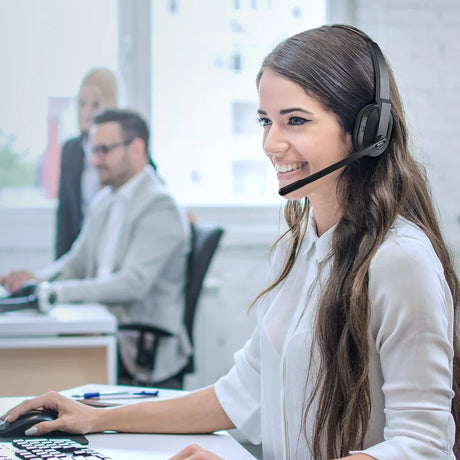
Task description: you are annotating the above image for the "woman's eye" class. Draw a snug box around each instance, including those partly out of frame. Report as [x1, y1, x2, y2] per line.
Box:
[257, 117, 271, 127]
[288, 116, 309, 126]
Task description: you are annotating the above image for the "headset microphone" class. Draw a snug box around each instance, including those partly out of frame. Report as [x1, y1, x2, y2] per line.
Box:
[278, 138, 387, 196]
[278, 26, 393, 197]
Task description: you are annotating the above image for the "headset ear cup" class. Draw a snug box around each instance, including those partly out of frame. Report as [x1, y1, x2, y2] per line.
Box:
[352, 103, 380, 151]
[370, 113, 394, 157]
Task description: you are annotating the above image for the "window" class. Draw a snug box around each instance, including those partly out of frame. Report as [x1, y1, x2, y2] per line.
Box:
[0, 0, 117, 205]
[0, 0, 326, 207]
[151, 0, 326, 205]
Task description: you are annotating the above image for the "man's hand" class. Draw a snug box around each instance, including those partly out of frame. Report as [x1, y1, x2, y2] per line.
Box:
[1, 391, 100, 436]
[0, 270, 40, 293]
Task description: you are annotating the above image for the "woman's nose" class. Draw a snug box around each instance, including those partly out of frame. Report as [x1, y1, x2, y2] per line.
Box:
[263, 124, 289, 156]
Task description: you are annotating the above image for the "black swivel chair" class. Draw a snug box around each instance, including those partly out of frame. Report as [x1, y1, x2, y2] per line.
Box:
[118, 222, 224, 388]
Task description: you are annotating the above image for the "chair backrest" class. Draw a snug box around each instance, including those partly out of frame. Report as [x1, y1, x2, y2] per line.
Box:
[118, 222, 223, 385]
[182, 222, 224, 374]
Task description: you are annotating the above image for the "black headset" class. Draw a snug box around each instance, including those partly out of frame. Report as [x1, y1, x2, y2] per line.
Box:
[349, 27, 393, 156]
[278, 25, 394, 196]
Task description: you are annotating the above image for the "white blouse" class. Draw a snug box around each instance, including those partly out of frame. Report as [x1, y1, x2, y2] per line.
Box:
[215, 215, 455, 459]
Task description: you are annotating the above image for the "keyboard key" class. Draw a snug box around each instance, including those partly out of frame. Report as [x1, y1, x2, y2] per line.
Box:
[0, 439, 112, 460]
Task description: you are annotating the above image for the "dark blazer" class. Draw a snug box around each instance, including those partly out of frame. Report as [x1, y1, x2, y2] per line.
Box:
[55, 136, 85, 259]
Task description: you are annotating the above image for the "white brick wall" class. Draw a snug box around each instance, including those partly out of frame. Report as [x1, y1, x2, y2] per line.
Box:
[343, 0, 460, 268]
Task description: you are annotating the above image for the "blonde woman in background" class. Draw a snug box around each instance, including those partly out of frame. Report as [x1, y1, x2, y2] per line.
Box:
[56, 67, 118, 258]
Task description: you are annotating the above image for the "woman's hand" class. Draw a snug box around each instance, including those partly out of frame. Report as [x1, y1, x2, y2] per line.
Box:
[1, 391, 99, 435]
[169, 444, 223, 460]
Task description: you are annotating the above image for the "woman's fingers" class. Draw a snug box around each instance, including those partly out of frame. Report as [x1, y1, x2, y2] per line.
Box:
[24, 418, 70, 436]
[1, 391, 96, 435]
[2, 391, 61, 422]
[169, 444, 223, 460]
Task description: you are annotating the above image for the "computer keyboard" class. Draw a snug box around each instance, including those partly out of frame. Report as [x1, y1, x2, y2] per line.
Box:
[0, 438, 112, 459]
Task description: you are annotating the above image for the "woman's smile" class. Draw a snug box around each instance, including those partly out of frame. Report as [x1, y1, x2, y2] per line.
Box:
[274, 161, 308, 181]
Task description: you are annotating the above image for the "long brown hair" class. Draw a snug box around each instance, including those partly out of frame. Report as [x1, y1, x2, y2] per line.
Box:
[255, 25, 459, 458]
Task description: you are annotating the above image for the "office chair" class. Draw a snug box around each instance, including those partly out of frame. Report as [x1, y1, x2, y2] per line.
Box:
[118, 222, 224, 388]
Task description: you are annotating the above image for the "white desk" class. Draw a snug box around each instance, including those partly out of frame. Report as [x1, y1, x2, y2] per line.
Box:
[0, 384, 256, 459]
[0, 305, 117, 396]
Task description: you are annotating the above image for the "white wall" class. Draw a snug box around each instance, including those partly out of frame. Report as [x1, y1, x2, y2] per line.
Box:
[0, 204, 56, 273]
[330, 0, 460, 270]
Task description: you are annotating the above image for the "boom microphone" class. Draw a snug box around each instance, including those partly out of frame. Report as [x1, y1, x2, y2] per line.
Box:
[278, 138, 387, 196]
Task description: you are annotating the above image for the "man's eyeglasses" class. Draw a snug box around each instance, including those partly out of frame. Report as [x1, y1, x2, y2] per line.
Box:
[90, 139, 133, 156]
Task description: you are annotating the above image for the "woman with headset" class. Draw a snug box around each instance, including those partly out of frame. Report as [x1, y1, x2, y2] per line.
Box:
[2, 25, 458, 460]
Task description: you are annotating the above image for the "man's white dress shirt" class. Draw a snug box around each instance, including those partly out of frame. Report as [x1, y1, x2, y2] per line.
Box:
[96, 168, 148, 278]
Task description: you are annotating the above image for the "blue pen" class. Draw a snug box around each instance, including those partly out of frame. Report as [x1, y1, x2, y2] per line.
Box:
[72, 390, 159, 399]
[131, 390, 159, 396]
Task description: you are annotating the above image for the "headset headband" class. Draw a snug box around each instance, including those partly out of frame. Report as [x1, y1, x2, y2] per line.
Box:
[331, 25, 392, 142]
[366, 41, 391, 142]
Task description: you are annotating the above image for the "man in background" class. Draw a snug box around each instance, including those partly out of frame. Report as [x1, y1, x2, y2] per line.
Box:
[1, 109, 191, 387]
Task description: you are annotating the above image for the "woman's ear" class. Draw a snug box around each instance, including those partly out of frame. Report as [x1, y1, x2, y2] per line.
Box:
[343, 130, 354, 155]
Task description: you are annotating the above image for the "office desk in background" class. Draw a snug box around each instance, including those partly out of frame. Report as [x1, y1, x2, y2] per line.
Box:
[0, 305, 117, 396]
[0, 383, 256, 459]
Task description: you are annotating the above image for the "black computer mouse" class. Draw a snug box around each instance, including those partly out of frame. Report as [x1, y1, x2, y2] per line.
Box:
[0, 409, 58, 437]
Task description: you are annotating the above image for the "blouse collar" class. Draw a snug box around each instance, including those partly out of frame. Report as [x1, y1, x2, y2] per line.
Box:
[302, 208, 336, 263]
